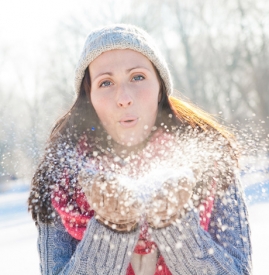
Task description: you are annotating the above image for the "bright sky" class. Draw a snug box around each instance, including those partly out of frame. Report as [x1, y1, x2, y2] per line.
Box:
[0, 0, 129, 98]
[0, 0, 89, 98]
[0, 0, 79, 45]
[0, 0, 127, 49]
[0, 0, 133, 100]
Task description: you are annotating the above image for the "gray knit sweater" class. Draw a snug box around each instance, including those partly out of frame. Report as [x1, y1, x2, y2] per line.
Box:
[37, 177, 252, 275]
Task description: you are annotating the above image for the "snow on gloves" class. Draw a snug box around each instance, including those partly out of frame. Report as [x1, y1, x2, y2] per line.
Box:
[79, 168, 195, 231]
[146, 173, 195, 228]
[80, 172, 141, 232]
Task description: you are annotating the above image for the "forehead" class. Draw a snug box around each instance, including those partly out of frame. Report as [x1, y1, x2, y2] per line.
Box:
[89, 49, 154, 73]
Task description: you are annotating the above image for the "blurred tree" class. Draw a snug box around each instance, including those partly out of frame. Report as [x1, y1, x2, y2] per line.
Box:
[1, 0, 268, 181]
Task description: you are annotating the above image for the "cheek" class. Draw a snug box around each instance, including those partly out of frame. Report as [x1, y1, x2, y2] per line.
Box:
[90, 93, 110, 124]
[142, 88, 160, 118]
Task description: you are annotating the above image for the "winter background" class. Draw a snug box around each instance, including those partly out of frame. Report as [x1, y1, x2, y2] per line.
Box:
[0, 0, 268, 274]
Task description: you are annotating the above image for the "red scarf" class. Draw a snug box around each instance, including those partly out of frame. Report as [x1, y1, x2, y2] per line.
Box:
[51, 135, 215, 275]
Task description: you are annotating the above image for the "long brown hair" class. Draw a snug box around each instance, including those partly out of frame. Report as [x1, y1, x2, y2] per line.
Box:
[28, 66, 234, 223]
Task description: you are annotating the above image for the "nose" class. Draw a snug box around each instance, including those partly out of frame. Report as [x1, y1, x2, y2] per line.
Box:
[117, 85, 133, 108]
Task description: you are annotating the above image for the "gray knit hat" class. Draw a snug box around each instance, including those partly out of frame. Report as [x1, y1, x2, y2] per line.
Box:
[74, 24, 173, 95]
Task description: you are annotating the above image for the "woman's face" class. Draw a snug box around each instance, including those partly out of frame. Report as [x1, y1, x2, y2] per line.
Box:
[89, 49, 161, 147]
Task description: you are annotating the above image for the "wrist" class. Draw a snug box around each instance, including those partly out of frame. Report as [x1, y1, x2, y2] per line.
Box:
[94, 213, 139, 233]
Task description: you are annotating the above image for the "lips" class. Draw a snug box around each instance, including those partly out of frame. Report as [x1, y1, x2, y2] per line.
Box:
[119, 116, 138, 128]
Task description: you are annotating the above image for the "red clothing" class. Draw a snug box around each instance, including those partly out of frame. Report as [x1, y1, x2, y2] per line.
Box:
[52, 171, 215, 275]
[51, 134, 216, 274]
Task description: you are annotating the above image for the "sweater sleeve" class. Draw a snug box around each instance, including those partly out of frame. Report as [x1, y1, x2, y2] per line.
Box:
[37, 216, 139, 275]
[151, 177, 252, 275]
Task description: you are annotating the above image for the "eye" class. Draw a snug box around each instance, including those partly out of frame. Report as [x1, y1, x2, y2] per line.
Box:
[132, 75, 145, 81]
[100, 80, 112, 87]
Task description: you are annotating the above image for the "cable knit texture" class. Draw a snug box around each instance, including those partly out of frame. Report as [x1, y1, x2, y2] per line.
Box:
[38, 217, 139, 275]
[152, 179, 252, 275]
[36, 126, 252, 274]
[74, 24, 173, 95]
[37, 178, 251, 274]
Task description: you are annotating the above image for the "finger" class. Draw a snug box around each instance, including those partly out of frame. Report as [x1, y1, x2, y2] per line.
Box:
[176, 190, 193, 208]
[117, 188, 137, 212]
[98, 207, 139, 223]
[89, 184, 104, 209]
[92, 192, 105, 211]
[104, 187, 118, 210]
[178, 177, 195, 190]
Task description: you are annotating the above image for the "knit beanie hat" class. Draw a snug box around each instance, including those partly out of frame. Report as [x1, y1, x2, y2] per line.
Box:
[74, 24, 173, 96]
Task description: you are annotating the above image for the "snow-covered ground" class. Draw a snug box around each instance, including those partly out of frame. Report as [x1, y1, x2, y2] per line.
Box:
[0, 186, 39, 275]
[0, 171, 269, 275]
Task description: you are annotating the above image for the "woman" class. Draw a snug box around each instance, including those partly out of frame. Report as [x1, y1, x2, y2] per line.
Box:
[28, 24, 252, 275]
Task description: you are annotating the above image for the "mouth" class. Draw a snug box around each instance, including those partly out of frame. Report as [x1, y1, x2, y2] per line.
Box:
[119, 117, 138, 128]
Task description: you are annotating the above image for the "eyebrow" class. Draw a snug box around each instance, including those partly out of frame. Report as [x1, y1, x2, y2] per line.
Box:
[92, 66, 150, 82]
[92, 72, 113, 82]
[126, 66, 145, 72]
